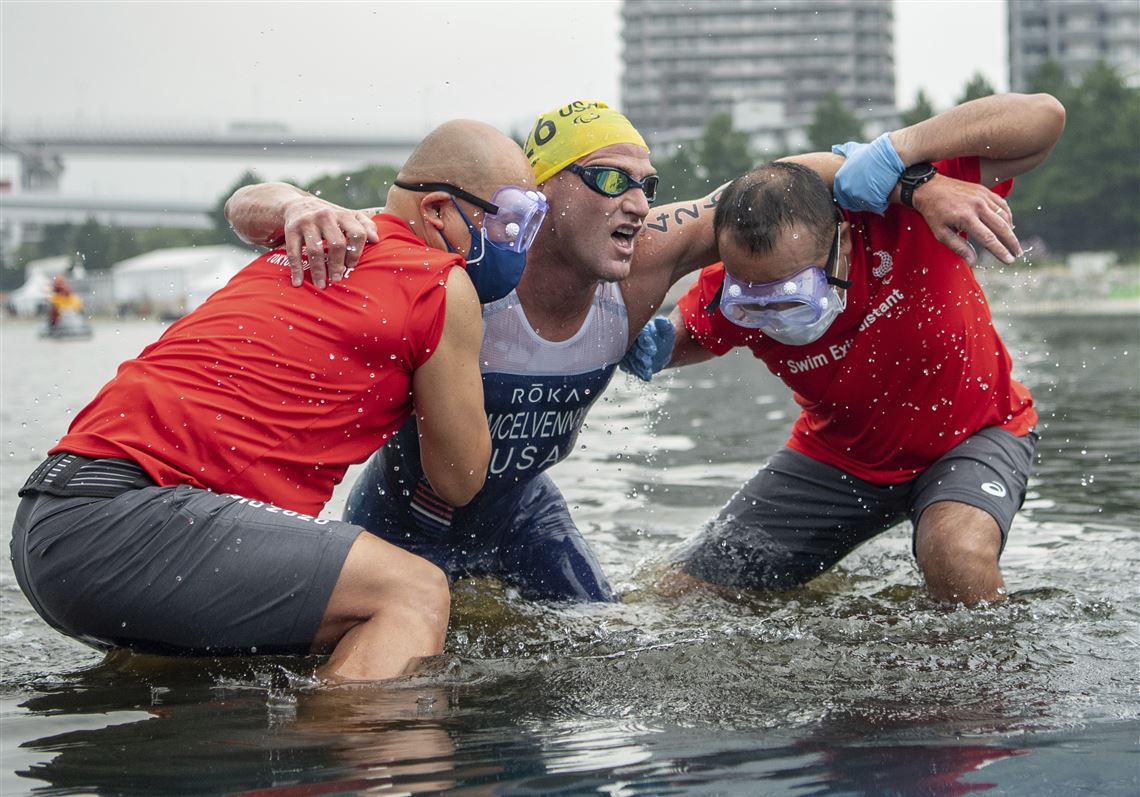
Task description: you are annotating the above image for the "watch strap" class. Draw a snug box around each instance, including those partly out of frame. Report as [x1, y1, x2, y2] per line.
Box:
[899, 162, 937, 208]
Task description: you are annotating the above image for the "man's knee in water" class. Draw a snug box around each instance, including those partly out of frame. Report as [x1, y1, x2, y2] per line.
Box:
[915, 501, 1006, 604]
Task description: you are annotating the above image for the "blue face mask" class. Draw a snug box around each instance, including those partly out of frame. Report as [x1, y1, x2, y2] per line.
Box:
[442, 199, 528, 304]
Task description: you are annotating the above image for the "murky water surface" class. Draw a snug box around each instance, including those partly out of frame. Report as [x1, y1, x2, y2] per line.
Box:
[2, 313, 1137, 795]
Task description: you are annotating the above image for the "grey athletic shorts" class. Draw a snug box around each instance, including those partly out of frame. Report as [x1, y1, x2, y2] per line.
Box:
[674, 427, 1037, 591]
[11, 458, 362, 655]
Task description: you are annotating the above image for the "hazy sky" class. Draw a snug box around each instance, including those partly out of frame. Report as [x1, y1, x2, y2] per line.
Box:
[0, 1, 1006, 200]
[2, 0, 1004, 135]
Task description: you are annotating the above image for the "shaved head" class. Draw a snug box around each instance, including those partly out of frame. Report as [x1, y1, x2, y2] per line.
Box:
[399, 119, 535, 196]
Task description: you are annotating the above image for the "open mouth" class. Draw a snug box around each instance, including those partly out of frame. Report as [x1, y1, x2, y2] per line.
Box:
[611, 225, 639, 252]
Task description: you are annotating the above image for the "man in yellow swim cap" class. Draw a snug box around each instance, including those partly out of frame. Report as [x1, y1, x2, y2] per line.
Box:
[224, 99, 1022, 603]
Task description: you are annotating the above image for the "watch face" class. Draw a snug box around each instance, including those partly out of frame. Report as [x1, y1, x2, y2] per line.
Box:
[904, 163, 936, 181]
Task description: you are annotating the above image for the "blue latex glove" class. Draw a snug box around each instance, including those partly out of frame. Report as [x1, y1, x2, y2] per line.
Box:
[831, 132, 906, 215]
[620, 316, 676, 382]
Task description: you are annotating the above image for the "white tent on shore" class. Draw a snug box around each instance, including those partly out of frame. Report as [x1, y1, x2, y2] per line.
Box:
[111, 244, 256, 317]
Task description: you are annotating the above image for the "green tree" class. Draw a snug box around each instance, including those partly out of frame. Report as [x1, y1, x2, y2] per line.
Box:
[129, 226, 220, 253]
[69, 217, 127, 272]
[1029, 59, 1068, 96]
[0, 256, 28, 291]
[899, 89, 937, 127]
[68, 219, 221, 272]
[3, 217, 222, 291]
[696, 112, 755, 189]
[0, 222, 78, 290]
[957, 72, 996, 104]
[808, 93, 865, 151]
[304, 164, 400, 211]
[653, 113, 753, 205]
[654, 143, 707, 206]
[1008, 61, 1140, 255]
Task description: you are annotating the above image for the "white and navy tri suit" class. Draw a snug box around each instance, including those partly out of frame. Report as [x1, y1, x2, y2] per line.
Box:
[344, 282, 630, 601]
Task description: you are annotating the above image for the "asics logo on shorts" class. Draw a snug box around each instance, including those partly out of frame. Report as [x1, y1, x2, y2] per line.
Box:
[981, 481, 1007, 498]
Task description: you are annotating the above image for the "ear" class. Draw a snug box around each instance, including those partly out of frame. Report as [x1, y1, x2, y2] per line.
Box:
[839, 220, 853, 260]
[420, 192, 452, 235]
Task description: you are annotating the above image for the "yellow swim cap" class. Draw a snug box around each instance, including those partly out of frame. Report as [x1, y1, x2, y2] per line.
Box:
[524, 100, 649, 185]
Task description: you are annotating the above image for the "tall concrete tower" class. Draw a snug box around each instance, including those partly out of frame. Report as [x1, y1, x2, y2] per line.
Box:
[620, 0, 896, 154]
[1008, 0, 1140, 91]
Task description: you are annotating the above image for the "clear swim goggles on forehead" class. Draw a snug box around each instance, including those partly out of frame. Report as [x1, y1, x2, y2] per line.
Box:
[713, 224, 851, 329]
[394, 180, 549, 253]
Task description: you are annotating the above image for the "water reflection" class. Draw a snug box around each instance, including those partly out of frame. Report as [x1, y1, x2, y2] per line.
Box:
[12, 657, 462, 796]
[765, 739, 1028, 797]
[9, 666, 1040, 797]
[244, 687, 461, 796]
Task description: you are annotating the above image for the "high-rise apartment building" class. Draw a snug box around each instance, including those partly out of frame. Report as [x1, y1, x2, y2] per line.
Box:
[1008, 0, 1140, 91]
[620, 0, 896, 154]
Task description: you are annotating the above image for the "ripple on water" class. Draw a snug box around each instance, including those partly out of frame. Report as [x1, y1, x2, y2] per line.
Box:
[433, 568, 1137, 735]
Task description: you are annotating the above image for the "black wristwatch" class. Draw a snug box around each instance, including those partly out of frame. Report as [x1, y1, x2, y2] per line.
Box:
[898, 162, 937, 208]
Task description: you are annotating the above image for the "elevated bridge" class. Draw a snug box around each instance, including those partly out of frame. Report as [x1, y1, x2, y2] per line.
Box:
[0, 127, 419, 198]
[1, 194, 214, 229]
[0, 124, 418, 229]
[0, 124, 419, 162]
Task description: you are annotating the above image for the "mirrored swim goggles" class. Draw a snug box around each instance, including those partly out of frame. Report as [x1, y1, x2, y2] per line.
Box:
[565, 164, 659, 204]
[394, 180, 549, 252]
[712, 224, 851, 329]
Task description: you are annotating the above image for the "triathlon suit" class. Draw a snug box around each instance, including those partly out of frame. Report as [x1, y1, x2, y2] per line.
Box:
[345, 281, 631, 601]
[672, 157, 1039, 589]
[12, 214, 460, 653]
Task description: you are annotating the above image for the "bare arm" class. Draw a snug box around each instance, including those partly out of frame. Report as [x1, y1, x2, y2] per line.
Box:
[890, 93, 1066, 187]
[412, 268, 490, 506]
[664, 306, 717, 369]
[224, 182, 379, 288]
[883, 93, 1066, 264]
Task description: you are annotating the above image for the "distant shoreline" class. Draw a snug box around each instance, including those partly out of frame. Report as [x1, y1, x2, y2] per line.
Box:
[991, 298, 1139, 317]
[658, 264, 1140, 317]
[978, 264, 1140, 318]
[7, 265, 1138, 322]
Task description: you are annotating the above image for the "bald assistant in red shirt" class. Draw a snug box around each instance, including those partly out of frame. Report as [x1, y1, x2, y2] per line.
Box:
[56, 214, 460, 515]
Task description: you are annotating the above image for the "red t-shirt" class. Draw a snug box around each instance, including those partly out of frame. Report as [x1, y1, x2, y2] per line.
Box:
[676, 157, 1036, 486]
[55, 214, 460, 514]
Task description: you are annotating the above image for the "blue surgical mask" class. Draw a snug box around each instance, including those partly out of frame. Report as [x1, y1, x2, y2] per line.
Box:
[442, 199, 528, 304]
